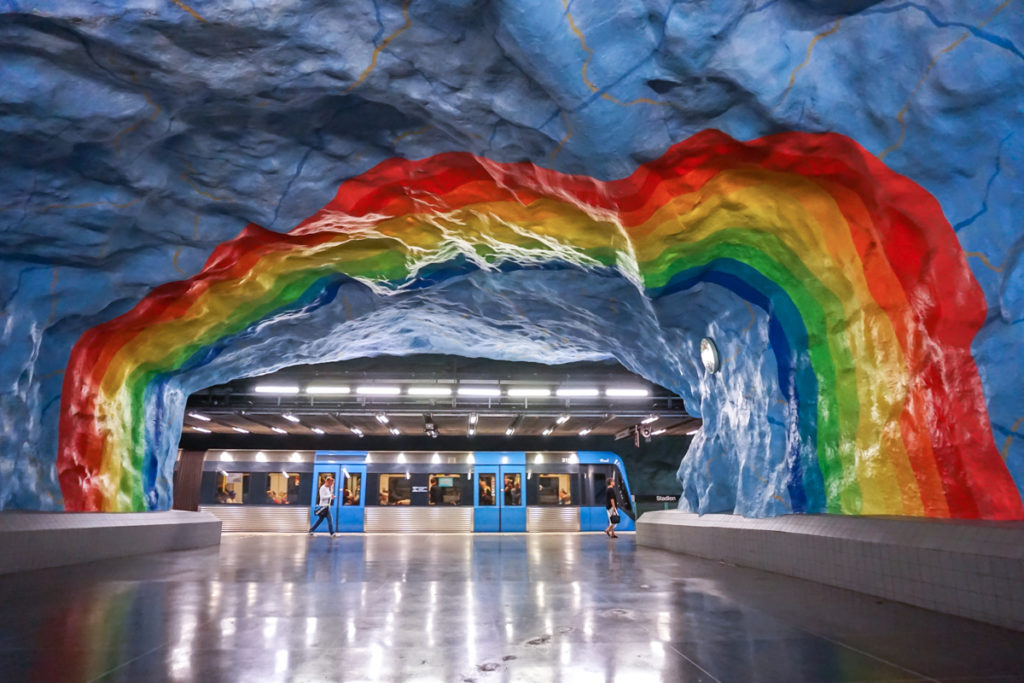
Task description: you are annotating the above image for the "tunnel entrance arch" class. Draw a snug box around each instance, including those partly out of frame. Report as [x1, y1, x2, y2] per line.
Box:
[57, 130, 1023, 520]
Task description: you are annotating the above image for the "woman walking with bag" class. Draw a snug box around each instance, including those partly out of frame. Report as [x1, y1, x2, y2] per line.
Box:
[308, 475, 336, 536]
[604, 478, 619, 538]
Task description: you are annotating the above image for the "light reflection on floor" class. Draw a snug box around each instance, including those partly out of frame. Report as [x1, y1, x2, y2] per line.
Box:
[1, 532, 1023, 682]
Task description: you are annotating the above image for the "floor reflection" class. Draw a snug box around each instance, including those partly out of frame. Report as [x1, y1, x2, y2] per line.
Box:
[0, 533, 1022, 682]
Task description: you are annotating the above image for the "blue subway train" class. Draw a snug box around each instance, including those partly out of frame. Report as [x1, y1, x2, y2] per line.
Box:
[195, 450, 635, 533]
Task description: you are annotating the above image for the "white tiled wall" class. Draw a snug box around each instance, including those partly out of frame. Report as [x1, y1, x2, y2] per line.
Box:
[637, 511, 1024, 631]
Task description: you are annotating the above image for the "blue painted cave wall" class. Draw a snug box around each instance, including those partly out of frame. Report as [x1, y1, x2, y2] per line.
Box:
[1, 0, 1022, 512]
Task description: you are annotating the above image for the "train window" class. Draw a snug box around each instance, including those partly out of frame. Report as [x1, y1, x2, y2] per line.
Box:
[215, 472, 248, 504]
[379, 473, 412, 505]
[503, 473, 522, 506]
[592, 472, 607, 506]
[342, 473, 361, 505]
[477, 473, 496, 506]
[537, 473, 574, 505]
[315, 472, 337, 506]
[265, 472, 302, 504]
[429, 474, 462, 505]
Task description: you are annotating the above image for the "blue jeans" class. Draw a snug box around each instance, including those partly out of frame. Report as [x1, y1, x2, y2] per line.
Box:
[309, 507, 334, 534]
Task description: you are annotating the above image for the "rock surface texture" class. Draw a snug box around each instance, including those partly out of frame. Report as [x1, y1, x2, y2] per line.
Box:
[1, 1, 1022, 517]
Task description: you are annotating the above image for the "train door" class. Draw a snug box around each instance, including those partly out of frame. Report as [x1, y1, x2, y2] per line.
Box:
[474, 466, 500, 532]
[582, 467, 607, 532]
[338, 464, 366, 532]
[499, 464, 526, 532]
[309, 463, 341, 534]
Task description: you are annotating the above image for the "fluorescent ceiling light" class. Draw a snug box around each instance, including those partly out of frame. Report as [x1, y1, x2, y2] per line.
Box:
[468, 427, 476, 436]
[283, 414, 301, 423]
[606, 388, 649, 398]
[556, 388, 599, 397]
[556, 415, 570, 424]
[390, 427, 400, 435]
[505, 427, 515, 436]
[375, 414, 390, 424]
[311, 427, 325, 435]
[542, 428, 553, 436]
[578, 428, 591, 436]
[686, 428, 701, 435]
[193, 426, 211, 433]
[468, 414, 479, 425]
[231, 427, 249, 433]
[508, 388, 551, 397]
[188, 412, 211, 422]
[408, 386, 452, 396]
[357, 385, 401, 395]
[350, 427, 364, 436]
[271, 427, 286, 434]
[641, 416, 659, 424]
[457, 387, 501, 397]
[254, 384, 299, 394]
[652, 428, 667, 435]
[306, 385, 350, 395]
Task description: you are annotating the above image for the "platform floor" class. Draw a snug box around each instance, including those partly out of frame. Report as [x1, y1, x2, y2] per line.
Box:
[1, 533, 1023, 682]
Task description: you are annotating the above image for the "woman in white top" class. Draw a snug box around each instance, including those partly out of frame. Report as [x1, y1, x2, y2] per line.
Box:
[308, 475, 336, 536]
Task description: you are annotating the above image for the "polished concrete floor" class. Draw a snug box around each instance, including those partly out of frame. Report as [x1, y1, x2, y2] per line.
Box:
[1, 533, 1023, 683]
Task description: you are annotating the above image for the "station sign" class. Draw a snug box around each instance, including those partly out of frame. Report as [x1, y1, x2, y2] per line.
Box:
[635, 494, 679, 503]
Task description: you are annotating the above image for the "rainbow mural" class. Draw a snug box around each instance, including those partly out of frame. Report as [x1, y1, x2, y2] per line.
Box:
[58, 129, 1024, 519]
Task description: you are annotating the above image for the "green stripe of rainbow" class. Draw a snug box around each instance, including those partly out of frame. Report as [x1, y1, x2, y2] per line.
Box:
[58, 130, 1024, 518]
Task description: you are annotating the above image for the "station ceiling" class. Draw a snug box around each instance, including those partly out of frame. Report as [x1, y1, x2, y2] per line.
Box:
[182, 355, 700, 443]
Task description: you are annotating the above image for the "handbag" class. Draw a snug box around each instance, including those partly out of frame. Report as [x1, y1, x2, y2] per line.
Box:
[610, 513, 620, 524]
[314, 505, 328, 516]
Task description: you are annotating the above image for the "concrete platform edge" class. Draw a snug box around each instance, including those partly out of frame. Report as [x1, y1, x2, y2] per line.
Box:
[636, 510, 1024, 632]
[0, 510, 222, 575]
